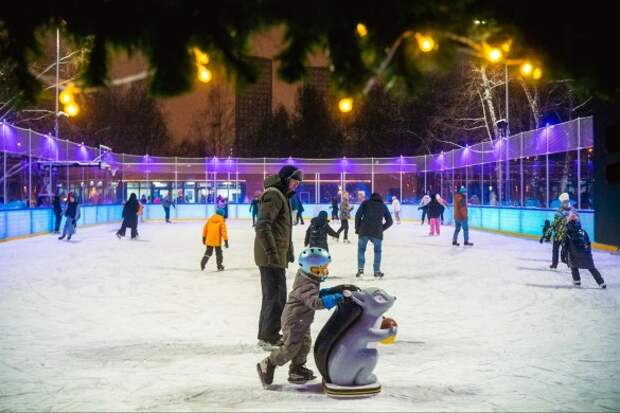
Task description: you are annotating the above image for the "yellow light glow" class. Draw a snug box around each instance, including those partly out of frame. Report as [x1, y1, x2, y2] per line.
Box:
[486, 47, 503, 63]
[65, 103, 79, 117]
[532, 67, 543, 80]
[193, 47, 210, 65]
[415, 33, 436, 52]
[338, 97, 353, 113]
[501, 40, 512, 53]
[520, 62, 534, 76]
[59, 90, 73, 105]
[356, 23, 368, 38]
[198, 66, 212, 83]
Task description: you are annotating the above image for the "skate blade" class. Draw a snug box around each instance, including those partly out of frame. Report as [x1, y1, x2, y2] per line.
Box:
[288, 376, 316, 384]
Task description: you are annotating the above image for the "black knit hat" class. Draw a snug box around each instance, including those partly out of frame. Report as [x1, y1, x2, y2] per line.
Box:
[278, 165, 303, 182]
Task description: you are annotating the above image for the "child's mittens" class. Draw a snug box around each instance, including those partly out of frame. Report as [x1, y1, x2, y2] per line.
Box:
[321, 293, 344, 310]
[224, 240, 229, 248]
[202, 236, 206, 244]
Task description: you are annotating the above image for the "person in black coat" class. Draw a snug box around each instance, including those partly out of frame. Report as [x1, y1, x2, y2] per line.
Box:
[355, 192, 393, 278]
[117, 193, 141, 239]
[562, 215, 606, 288]
[304, 211, 339, 251]
[249, 193, 260, 227]
[426, 194, 445, 235]
[330, 196, 339, 221]
[52, 195, 63, 233]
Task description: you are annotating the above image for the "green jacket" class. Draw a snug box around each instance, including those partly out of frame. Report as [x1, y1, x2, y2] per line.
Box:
[254, 175, 294, 268]
[544, 205, 576, 242]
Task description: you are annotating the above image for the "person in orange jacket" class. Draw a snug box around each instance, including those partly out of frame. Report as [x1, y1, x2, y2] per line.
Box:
[200, 208, 229, 271]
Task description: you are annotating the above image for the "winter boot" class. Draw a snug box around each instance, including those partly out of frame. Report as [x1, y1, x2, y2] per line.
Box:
[116, 232, 122, 239]
[452, 241, 460, 246]
[573, 281, 581, 288]
[356, 269, 364, 278]
[67, 235, 72, 241]
[464, 242, 474, 246]
[549, 264, 558, 269]
[256, 357, 276, 388]
[217, 265, 225, 271]
[600, 283, 607, 289]
[288, 365, 316, 384]
[200, 255, 209, 271]
[374, 271, 384, 279]
[58, 235, 65, 240]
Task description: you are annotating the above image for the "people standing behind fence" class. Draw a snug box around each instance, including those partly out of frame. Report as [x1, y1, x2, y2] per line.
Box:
[140, 194, 148, 205]
[58, 192, 80, 241]
[52, 195, 63, 234]
[452, 186, 473, 246]
[391, 196, 401, 224]
[216, 195, 229, 219]
[418, 193, 431, 225]
[250, 191, 261, 227]
[337, 191, 354, 244]
[116, 193, 141, 240]
[330, 196, 339, 221]
[427, 194, 444, 236]
[355, 192, 393, 278]
[162, 193, 175, 223]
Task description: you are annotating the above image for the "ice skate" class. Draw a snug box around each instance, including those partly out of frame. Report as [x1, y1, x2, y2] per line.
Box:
[288, 365, 316, 384]
[374, 271, 384, 279]
[356, 269, 364, 278]
[600, 283, 607, 289]
[200, 255, 209, 271]
[464, 241, 474, 246]
[452, 241, 460, 246]
[217, 265, 225, 271]
[256, 357, 276, 388]
[549, 264, 558, 269]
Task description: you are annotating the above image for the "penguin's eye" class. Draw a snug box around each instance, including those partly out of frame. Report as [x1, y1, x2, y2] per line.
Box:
[374, 295, 387, 304]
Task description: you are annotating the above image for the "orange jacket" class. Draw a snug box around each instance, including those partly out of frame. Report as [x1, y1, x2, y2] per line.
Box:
[202, 214, 228, 246]
[453, 192, 468, 220]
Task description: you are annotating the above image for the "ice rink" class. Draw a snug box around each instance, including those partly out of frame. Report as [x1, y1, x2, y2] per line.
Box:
[1, 219, 619, 411]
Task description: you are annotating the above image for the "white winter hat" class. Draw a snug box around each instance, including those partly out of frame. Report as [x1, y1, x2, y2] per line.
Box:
[558, 193, 570, 202]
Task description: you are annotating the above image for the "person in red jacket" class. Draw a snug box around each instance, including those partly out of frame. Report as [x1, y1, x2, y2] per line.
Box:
[452, 186, 473, 246]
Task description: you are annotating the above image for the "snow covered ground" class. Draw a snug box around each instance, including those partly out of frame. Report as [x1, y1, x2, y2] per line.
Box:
[1, 219, 619, 412]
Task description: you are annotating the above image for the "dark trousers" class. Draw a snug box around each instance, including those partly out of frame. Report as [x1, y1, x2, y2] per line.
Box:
[571, 267, 605, 285]
[54, 213, 62, 232]
[204, 246, 223, 266]
[164, 206, 171, 222]
[551, 241, 561, 266]
[296, 210, 304, 225]
[338, 219, 349, 240]
[118, 219, 138, 238]
[258, 266, 287, 343]
[421, 209, 427, 224]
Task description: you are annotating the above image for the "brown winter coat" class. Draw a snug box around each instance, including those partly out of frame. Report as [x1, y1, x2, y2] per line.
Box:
[454, 192, 468, 220]
[281, 270, 325, 334]
[254, 174, 294, 268]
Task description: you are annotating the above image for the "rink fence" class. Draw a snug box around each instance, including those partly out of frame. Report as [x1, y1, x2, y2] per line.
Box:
[0, 203, 595, 242]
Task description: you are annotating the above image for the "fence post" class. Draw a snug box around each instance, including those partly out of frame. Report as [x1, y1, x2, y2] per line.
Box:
[546, 126, 550, 208]
[371, 157, 374, 193]
[520, 132, 524, 207]
[577, 117, 582, 209]
[28, 129, 32, 207]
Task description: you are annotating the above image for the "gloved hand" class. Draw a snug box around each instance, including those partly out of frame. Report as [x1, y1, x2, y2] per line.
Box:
[202, 236, 206, 244]
[539, 237, 544, 244]
[321, 293, 344, 310]
[224, 240, 229, 248]
[319, 288, 330, 297]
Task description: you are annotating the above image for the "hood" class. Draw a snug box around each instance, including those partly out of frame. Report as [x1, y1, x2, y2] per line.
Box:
[370, 192, 383, 202]
[209, 214, 224, 224]
[311, 216, 328, 226]
[264, 174, 290, 197]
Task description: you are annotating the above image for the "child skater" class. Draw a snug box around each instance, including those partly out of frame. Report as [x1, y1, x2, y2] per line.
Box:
[257, 247, 344, 387]
[200, 208, 229, 271]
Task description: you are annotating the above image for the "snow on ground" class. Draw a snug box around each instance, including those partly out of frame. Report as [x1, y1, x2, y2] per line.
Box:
[1, 218, 619, 412]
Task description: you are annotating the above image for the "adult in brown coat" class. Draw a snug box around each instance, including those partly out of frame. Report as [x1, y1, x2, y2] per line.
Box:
[255, 165, 303, 349]
[452, 186, 473, 246]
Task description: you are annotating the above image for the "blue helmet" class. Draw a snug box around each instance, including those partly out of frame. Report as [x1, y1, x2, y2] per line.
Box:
[298, 247, 332, 279]
[215, 208, 226, 217]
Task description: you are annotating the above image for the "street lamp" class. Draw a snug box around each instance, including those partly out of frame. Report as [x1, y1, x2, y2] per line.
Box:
[338, 97, 353, 113]
[356, 23, 368, 38]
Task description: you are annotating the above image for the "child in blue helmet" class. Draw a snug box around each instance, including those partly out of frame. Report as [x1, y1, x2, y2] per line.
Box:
[257, 247, 344, 387]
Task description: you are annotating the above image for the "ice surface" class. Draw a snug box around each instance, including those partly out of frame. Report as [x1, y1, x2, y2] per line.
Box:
[1, 219, 619, 411]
